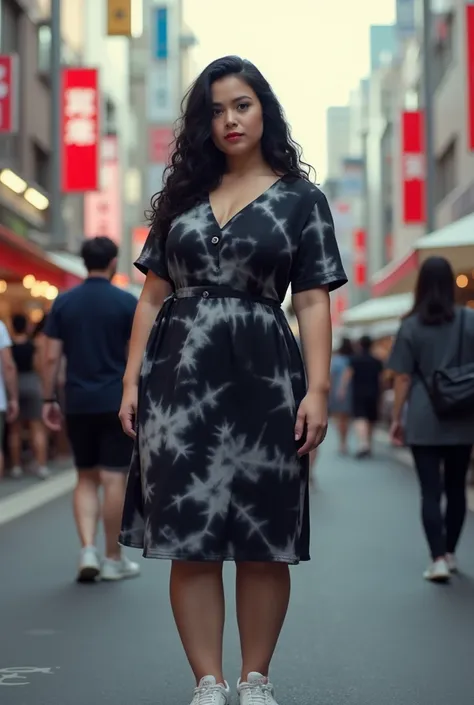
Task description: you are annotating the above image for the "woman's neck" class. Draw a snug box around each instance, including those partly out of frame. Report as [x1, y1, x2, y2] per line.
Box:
[225, 148, 271, 179]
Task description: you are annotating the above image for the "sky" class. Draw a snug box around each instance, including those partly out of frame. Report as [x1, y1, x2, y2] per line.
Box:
[183, 0, 395, 182]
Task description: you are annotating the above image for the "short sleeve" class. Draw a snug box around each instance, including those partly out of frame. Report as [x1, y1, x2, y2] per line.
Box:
[43, 301, 62, 340]
[387, 321, 415, 375]
[134, 226, 170, 282]
[0, 322, 11, 349]
[291, 190, 348, 294]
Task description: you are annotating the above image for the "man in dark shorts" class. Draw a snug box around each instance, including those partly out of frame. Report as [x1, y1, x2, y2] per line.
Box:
[339, 335, 383, 458]
[42, 237, 140, 582]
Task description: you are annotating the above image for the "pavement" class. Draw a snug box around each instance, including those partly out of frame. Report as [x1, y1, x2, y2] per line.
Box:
[1, 428, 474, 704]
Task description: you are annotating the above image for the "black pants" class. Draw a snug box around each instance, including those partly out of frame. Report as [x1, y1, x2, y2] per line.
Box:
[411, 445, 472, 559]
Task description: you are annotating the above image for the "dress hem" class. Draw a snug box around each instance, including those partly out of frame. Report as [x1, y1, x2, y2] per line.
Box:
[119, 538, 310, 564]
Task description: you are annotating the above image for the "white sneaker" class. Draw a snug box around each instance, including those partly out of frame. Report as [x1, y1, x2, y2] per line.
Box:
[237, 672, 279, 705]
[36, 466, 51, 480]
[423, 557, 450, 583]
[77, 546, 101, 582]
[190, 676, 230, 705]
[101, 554, 141, 581]
[446, 553, 458, 573]
[10, 466, 23, 479]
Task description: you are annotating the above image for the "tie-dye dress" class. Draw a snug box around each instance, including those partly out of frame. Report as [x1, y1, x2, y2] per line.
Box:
[119, 176, 347, 564]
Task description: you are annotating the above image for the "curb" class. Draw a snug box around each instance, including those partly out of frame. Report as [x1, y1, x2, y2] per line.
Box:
[0, 469, 76, 527]
[374, 429, 474, 512]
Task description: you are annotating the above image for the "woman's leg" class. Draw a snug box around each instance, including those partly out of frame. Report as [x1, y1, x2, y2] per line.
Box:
[7, 419, 23, 469]
[170, 561, 226, 685]
[411, 446, 445, 559]
[29, 420, 48, 468]
[236, 562, 290, 681]
[443, 445, 472, 555]
[336, 413, 350, 453]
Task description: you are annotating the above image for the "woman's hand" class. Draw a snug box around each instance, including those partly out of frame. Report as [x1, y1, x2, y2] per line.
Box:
[295, 390, 328, 457]
[42, 401, 62, 432]
[389, 419, 404, 447]
[119, 383, 138, 439]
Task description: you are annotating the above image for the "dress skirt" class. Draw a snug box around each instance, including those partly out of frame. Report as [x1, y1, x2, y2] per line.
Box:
[119, 287, 311, 564]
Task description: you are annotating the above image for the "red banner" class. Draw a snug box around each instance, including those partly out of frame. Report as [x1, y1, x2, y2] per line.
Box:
[401, 111, 425, 224]
[467, 4, 474, 151]
[61, 68, 100, 192]
[353, 228, 367, 287]
[0, 55, 18, 133]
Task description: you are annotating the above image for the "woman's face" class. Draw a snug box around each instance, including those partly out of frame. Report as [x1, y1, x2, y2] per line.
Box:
[210, 75, 263, 157]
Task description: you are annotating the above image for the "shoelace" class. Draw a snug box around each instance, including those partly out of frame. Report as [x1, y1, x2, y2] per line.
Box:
[195, 684, 226, 705]
[239, 682, 273, 704]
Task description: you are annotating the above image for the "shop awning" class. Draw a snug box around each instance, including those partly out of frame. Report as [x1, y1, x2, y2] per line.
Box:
[0, 225, 83, 290]
[342, 292, 413, 326]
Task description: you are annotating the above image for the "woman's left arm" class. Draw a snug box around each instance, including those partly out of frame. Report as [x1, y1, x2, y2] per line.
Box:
[292, 287, 331, 456]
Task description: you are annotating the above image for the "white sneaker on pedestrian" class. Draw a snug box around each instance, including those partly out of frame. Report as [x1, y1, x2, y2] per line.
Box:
[101, 554, 140, 581]
[190, 676, 230, 705]
[237, 672, 279, 705]
[77, 546, 101, 582]
[423, 557, 450, 583]
[36, 466, 51, 480]
[10, 466, 23, 479]
[446, 553, 458, 573]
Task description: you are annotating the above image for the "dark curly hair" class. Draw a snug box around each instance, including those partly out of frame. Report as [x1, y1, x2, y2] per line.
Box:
[147, 55, 314, 238]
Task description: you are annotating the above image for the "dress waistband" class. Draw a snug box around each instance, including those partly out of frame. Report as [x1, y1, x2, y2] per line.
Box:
[172, 286, 281, 309]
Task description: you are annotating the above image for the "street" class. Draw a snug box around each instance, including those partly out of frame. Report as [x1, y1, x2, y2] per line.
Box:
[1, 431, 474, 705]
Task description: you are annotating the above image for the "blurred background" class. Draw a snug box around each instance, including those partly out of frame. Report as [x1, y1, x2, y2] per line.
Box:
[0, 0, 471, 359]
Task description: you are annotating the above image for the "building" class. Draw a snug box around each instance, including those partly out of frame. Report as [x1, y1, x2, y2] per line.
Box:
[325, 106, 350, 181]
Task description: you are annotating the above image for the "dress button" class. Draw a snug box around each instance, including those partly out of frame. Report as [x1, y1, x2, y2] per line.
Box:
[211, 236, 219, 245]
[202, 291, 209, 298]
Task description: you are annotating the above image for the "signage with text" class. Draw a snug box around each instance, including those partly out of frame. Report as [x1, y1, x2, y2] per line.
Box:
[401, 110, 425, 224]
[0, 55, 18, 133]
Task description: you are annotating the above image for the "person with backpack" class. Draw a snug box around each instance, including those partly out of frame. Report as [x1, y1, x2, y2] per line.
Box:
[388, 256, 474, 583]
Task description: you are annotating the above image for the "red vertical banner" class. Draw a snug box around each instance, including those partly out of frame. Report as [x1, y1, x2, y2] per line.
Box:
[353, 228, 367, 287]
[0, 55, 19, 133]
[401, 111, 425, 224]
[61, 68, 100, 192]
[467, 3, 474, 151]
[84, 135, 121, 243]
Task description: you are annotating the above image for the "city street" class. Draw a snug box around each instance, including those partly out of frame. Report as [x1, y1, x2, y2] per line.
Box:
[1, 431, 474, 705]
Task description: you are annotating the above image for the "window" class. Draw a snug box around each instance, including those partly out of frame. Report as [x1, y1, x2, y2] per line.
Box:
[432, 12, 455, 90]
[33, 143, 50, 191]
[436, 140, 457, 205]
[1, 0, 20, 53]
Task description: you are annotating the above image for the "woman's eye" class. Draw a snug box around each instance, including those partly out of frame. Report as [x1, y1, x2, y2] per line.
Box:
[212, 108, 223, 117]
[238, 103, 250, 111]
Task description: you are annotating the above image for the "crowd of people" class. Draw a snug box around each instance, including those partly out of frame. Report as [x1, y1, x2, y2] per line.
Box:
[1, 53, 473, 705]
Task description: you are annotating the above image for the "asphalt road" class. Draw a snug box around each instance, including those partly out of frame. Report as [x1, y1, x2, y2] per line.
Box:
[1, 430, 474, 705]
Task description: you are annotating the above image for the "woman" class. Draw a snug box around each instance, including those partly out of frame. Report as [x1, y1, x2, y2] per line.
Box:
[8, 314, 49, 479]
[329, 337, 353, 454]
[388, 256, 474, 583]
[119, 56, 347, 705]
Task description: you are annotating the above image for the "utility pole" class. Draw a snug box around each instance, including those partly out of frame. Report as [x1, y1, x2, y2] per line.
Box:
[50, 0, 64, 248]
[422, 0, 436, 234]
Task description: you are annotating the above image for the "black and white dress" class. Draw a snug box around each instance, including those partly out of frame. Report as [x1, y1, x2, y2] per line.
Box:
[119, 177, 347, 564]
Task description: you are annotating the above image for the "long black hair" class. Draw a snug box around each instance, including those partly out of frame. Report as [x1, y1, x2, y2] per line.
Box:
[406, 256, 456, 325]
[147, 55, 314, 238]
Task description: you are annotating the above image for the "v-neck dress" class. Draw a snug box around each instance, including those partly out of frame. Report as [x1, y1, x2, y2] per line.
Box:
[119, 176, 347, 564]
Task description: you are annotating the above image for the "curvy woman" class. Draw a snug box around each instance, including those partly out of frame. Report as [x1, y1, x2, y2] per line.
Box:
[389, 257, 474, 583]
[119, 56, 347, 705]
[8, 314, 49, 479]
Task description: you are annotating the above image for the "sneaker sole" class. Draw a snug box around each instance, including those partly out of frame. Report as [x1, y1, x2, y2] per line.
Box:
[101, 570, 141, 582]
[424, 573, 450, 583]
[77, 565, 101, 583]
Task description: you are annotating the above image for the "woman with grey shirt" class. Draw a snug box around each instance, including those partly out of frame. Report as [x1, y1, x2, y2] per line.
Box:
[388, 257, 474, 583]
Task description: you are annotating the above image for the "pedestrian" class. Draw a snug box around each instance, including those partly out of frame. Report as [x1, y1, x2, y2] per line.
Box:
[388, 256, 474, 582]
[0, 320, 18, 479]
[119, 56, 347, 705]
[8, 314, 50, 480]
[338, 335, 383, 457]
[328, 336, 353, 455]
[42, 236, 141, 583]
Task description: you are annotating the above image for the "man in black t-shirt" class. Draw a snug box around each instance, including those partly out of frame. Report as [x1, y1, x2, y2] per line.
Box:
[339, 335, 383, 458]
[43, 237, 140, 583]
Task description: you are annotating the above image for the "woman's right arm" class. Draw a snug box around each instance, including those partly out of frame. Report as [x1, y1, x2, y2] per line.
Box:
[120, 272, 172, 437]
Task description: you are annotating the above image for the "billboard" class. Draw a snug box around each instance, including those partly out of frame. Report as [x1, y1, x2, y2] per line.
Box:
[61, 67, 100, 193]
[84, 135, 121, 243]
[0, 55, 19, 133]
[401, 110, 425, 224]
[107, 0, 132, 36]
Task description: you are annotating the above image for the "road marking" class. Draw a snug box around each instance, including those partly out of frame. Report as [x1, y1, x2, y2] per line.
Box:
[0, 470, 75, 526]
[0, 667, 57, 686]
